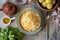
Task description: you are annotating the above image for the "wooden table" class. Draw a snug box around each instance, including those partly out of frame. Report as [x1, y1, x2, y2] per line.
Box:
[0, 0, 60, 40]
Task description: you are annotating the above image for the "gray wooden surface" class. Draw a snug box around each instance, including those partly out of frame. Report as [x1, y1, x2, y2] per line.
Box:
[0, 0, 60, 40]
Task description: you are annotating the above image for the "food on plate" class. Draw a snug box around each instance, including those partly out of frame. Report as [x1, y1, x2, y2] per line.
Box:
[20, 9, 41, 32]
[3, 18, 10, 24]
[0, 2, 17, 16]
[38, 0, 56, 9]
[0, 26, 25, 40]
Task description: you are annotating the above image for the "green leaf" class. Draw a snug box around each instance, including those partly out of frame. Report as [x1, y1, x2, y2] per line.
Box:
[0, 26, 25, 40]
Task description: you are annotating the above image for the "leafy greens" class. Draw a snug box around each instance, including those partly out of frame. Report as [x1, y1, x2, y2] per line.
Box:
[0, 26, 25, 40]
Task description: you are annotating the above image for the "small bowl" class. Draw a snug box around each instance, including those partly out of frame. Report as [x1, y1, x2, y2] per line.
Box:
[37, 0, 58, 11]
[1, 16, 11, 25]
[17, 7, 44, 35]
[14, 0, 27, 5]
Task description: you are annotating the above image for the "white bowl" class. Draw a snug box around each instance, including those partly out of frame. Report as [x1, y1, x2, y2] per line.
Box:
[14, 0, 27, 5]
[1, 16, 11, 25]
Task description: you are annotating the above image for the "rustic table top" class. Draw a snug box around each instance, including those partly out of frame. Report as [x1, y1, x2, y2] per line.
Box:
[0, 0, 60, 40]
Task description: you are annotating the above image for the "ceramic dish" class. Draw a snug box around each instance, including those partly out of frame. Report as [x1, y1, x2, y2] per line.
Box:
[17, 7, 44, 35]
[37, 0, 58, 11]
[1, 16, 11, 25]
[14, 0, 27, 5]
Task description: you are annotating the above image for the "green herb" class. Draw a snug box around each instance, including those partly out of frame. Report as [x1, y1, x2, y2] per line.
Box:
[0, 26, 25, 40]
